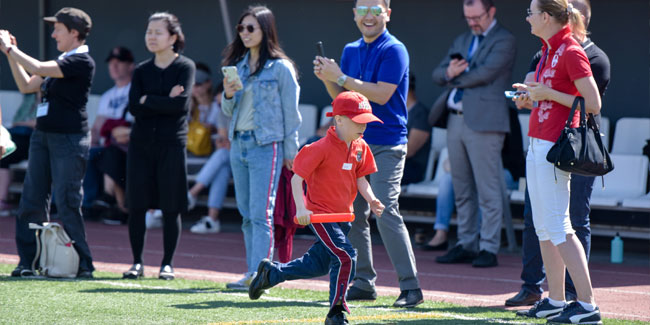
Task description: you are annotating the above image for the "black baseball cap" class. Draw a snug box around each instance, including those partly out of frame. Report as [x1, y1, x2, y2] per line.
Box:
[105, 46, 134, 63]
[43, 7, 92, 37]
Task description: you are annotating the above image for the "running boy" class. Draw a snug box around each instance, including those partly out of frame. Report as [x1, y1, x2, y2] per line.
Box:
[248, 91, 385, 325]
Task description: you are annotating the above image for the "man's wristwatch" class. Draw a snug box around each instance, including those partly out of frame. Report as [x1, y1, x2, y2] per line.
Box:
[336, 74, 348, 87]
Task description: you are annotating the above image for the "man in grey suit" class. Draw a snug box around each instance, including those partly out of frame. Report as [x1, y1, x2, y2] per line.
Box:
[428, 0, 515, 267]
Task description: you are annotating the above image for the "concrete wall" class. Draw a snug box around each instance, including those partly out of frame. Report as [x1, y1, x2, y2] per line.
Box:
[1, 0, 648, 128]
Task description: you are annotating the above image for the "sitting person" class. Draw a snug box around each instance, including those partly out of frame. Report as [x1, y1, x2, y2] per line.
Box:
[186, 78, 231, 234]
[186, 63, 220, 157]
[84, 47, 134, 217]
[418, 107, 524, 251]
[0, 93, 38, 217]
[96, 109, 131, 225]
[402, 72, 431, 185]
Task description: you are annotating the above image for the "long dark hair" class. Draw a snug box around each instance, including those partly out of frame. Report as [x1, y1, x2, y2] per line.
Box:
[149, 12, 185, 53]
[221, 6, 297, 76]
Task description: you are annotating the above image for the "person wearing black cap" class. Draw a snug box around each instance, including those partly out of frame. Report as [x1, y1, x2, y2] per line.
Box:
[0, 7, 96, 278]
[83, 46, 135, 222]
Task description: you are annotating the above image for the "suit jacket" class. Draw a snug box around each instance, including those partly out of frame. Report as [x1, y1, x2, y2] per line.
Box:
[429, 22, 516, 133]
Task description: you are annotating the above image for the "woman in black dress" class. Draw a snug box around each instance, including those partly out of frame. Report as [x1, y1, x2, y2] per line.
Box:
[122, 12, 195, 280]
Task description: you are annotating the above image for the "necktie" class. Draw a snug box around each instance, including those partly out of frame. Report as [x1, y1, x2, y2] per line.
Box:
[453, 34, 484, 103]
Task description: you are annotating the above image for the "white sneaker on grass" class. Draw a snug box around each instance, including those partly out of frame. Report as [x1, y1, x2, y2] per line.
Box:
[226, 272, 255, 290]
[190, 216, 220, 234]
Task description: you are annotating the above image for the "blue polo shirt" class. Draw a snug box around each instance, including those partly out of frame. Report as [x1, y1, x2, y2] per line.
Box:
[340, 30, 409, 145]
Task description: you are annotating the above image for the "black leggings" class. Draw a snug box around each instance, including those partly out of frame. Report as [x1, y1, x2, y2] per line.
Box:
[128, 209, 181, 267]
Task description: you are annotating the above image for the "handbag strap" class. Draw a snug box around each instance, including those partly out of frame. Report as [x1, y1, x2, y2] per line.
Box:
[564, 96, 586, 129]
[586, 113, 609, 189]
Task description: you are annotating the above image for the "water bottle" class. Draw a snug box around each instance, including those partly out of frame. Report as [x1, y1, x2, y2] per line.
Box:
[610, 233, 623, 264]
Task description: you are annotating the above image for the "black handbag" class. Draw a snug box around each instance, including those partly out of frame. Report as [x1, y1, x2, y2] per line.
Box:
[545, 97, 614, 181]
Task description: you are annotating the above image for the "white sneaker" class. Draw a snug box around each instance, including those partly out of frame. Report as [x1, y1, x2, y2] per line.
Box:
[187, 192, 197, 211]
[145, 210, 163, 229]
[226, 272, 254, 290]
[190, 216, 220, 234]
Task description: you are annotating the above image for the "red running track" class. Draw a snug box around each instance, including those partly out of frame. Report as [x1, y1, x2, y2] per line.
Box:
[0, 217, 648, 322]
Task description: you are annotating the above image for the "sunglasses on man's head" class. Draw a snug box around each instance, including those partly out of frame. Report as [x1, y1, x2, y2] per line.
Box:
[236, 24, 256, 33]
[356, 6, 384, 17]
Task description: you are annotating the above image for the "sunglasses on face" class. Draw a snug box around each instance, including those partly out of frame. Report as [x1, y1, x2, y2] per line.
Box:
[236, 24, 257, 33]
[356, 5, 384, 17]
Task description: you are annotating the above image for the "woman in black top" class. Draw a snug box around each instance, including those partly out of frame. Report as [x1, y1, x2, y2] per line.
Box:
[122, 12, 195, 280]
[0, 7, 96, 278]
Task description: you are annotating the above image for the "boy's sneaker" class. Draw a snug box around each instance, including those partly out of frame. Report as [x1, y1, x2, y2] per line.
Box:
[548, 302, 602, 324]
[249, 259, 274, 300]
[226, 272, 254, 290]
[516, 298, 564, 319]
[187, 192, 197, 211]
[145, 210, 163, 229]
[190, 216, 220, 234]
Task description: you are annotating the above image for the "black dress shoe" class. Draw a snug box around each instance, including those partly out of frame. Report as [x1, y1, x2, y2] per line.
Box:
[505, 288, 542, 306]
[393, 288, 424, 308]
[77, 270, 94, 279]
[345, 286, 377, 301]
[159, 265, 174, 280]
[435, 245, 476, 264]
[324, 312, 349, 325]
[122, 263, 144, 279]
[249, 258, 275, 300]
[419, 240, 449, 251]
[472, 250, 498, 267]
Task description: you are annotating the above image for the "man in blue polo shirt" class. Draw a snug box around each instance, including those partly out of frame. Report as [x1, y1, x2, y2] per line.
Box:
[314, 0, 423, 308]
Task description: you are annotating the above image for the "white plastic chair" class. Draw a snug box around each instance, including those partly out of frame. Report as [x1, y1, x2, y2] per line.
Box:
[297, 104, 318, 145]
[405, 148, 449, 197]
[611, 117, 650, 155]
[590, 154, 649, 208]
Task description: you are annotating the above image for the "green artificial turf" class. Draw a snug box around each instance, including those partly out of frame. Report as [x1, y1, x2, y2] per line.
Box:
[0, 264, 643, 324]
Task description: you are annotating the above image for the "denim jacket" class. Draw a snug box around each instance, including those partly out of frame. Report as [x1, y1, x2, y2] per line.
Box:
[221, 52, 301, 159]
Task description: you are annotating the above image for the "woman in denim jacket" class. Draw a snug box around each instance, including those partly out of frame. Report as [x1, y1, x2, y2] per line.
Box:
[221, 5, 301, 289]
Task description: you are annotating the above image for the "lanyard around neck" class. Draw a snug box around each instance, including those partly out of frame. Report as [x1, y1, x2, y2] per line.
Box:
[535, 48, 549, 82]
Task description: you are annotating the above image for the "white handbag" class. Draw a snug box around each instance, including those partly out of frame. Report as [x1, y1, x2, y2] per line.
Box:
[29, 222, 80, 278]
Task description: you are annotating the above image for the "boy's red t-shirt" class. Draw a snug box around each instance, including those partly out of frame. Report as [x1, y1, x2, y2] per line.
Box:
[292, 126, 377, 214]
[528, 26, 593, 143]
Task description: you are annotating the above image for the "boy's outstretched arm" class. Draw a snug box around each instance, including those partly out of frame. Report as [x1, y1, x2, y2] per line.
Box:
[291, 174, 313, 225]
[357, 177, 385, 217]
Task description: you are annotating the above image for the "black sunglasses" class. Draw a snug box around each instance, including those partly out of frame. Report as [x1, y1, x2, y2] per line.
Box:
[236, 24, 257, 33]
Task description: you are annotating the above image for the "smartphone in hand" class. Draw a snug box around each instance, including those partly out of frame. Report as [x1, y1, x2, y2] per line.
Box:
[316, 41, 325, 58]
[504, 90, 528, 99]
[221, 66, 243, 90]
[450, 52, 464, 61]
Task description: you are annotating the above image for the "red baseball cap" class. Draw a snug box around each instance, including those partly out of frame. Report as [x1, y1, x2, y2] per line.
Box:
[327, 91, 383, 124]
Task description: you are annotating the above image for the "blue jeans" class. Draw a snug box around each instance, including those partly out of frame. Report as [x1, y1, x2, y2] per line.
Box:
[15, 130, 94, 272]
[434, 171, 454, 231]
[520, 174, 593, 295]
[230, 130, 282, 274]
[82, 146, 104, 208]
[196, 148, 231, 209]
[433, 169, 517, 231]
